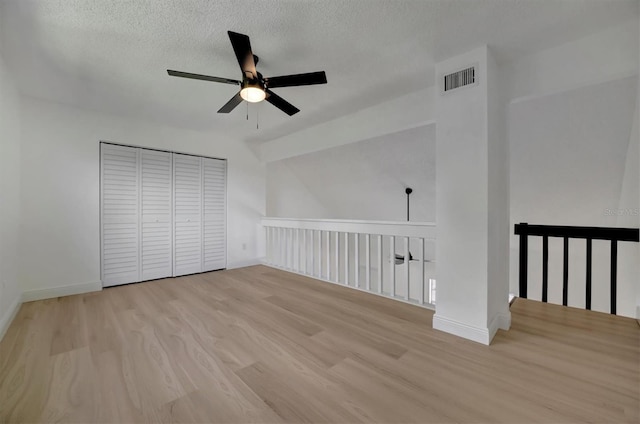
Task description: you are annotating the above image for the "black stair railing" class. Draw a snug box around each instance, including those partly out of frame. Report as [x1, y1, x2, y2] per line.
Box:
[515, 223, 639, 314]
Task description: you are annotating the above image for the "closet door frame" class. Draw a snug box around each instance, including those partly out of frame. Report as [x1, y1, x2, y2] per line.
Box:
[99, 141, 228, 287]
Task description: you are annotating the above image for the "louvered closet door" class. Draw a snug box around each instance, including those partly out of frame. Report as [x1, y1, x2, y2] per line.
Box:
[173, 154, 203, 276]
[141, 149, 173, 280]
[101, 144, 140, 287]
[203, 158, 227, 271]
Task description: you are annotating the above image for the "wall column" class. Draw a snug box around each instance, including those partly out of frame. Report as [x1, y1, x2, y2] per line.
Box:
[433, 46, 511, 344]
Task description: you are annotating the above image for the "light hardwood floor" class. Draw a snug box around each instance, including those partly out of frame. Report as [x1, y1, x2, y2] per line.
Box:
[0, 265, 638, 423]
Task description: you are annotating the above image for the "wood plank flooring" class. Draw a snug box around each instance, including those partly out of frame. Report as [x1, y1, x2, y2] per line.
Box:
[0, 265, 638, 423]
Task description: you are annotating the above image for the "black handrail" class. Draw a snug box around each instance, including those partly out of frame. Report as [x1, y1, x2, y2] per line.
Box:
[514, 223, 639, 314]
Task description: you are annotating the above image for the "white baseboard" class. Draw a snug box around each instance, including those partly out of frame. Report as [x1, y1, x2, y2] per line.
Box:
[227, 259, 262, 269]
[22, 281, 102, 303]
[0, 297, 22, 342]
[433, 314, 493, 345]
[488, 311, 511, 341]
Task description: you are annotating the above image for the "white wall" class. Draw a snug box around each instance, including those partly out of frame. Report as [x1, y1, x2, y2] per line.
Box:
[0, 50, 22, 337]
[433, 46, 510, 345]
[506, 19, 638, 103]
[266, 161, 330, 220]
[616, 96, 639, 318]
[266, 125, 435, 222]
[509, 76, 638, 317]
[259, 88, 435, 163]
[19, 97, 265, 299]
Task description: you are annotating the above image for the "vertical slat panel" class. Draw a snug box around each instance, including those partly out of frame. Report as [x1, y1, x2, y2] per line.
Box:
[542, 235, 549, 302]
[202, 158, 226, 272]
[404, 237, 410, 300]
[586, 238, 592, 310]
[563, 236, 569, 306]
[173, 154, 202, 277]
[344, 233, 349, 285]
[140, 149, 173, 281]
[365, 234, 371, 291]
[610, 240, 617, 315]
[101, 144, 140, 287]
[419, 238, 425, 304]
[390, 236, 395, 297]
[377, 235, 383, 294]
[354, 234, 360, 288]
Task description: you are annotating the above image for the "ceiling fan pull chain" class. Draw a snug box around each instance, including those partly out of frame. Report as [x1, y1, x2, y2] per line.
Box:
[246, 101, 249, 120]
[257, 105, 259, 130]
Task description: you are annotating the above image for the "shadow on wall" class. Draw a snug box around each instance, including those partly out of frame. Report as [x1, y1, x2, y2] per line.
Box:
[266, 124, 436, 222]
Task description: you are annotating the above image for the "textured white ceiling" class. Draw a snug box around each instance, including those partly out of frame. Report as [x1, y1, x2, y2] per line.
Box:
[1, 0, 637, 143]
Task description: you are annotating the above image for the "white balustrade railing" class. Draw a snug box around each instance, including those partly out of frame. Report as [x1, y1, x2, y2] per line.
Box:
[262, 217, 437, 308]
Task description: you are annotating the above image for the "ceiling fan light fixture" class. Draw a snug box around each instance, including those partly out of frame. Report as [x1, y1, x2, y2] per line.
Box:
[240, 85, 266, 103]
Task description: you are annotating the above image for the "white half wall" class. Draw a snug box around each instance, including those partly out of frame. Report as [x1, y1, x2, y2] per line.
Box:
[18, 97, 266, 297]
[0, 49, 22, 340]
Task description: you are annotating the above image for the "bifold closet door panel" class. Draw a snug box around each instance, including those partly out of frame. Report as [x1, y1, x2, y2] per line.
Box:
[101, 144, 140, 287]
[203, 158, 227, 271]
[141, 149, 173, 281]
[173, 154, 203, 276]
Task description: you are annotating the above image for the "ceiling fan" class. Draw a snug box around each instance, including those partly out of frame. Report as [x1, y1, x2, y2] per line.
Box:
[167, 31, 327, 116]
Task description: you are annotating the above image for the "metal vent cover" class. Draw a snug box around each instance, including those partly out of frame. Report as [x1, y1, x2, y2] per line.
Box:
[442, 66, 477, 93]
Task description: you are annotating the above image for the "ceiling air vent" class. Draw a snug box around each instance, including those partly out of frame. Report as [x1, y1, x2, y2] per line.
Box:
[443, 66, 476, 93]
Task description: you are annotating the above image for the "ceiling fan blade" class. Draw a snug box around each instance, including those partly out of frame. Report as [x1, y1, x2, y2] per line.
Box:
[167, 70, 240, 85]
[228, 31, 257, 79]
[264, 71, 327, 88]
[217, 92, 243, 113]
[265, 89, 300, 116]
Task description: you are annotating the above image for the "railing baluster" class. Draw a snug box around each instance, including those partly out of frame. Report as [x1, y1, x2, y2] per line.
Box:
[611, 240, 617, 315]
[310, 229, 315, 276]
[365, 234, 371, 291]
[278, 228, 284, 268]
[563, 236, 569, 306]
[377, 235, 383, 294]
[404, 237, 410, 300]
[291, 228, 296, 269]
[354, 234, 360, 288]
[266, 227, 271, 264]
[291, 228, 295, 269]
[419, 238, 424, 305]
[302, 229, 307, 274]
[585, 238, 592, 310]
[390, 236, 395, 297]
[334, 231, 339, 283]
[344, 233, 349, 285]
[518, 223, 528, 299]
[325, 231, 330, 280]
[296, 229, 301, 272]
[317, 230, 322, 277]
[542, 235, 548, 303]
